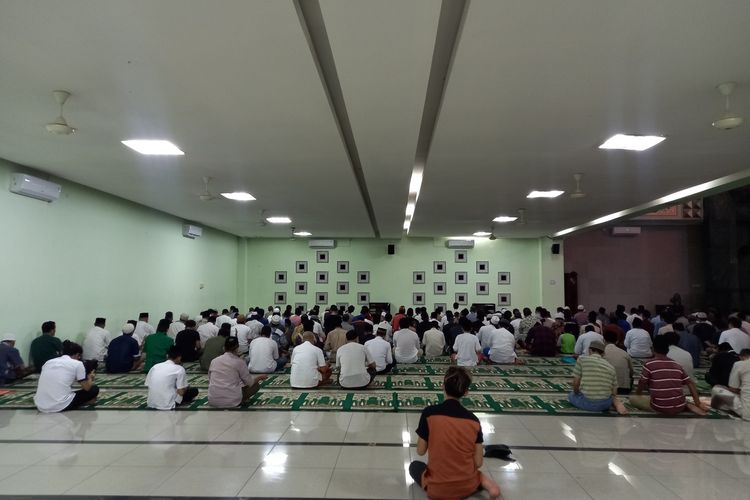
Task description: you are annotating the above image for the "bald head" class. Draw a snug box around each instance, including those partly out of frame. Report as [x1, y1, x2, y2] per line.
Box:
[302, 332, 317, 344]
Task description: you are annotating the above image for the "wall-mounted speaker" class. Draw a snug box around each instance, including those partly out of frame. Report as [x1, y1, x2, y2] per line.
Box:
[551, 243, 561, 255]
[387, 244, 395, 255]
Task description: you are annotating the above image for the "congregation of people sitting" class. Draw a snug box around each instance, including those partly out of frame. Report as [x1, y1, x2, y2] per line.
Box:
[3, 300, 749, 420]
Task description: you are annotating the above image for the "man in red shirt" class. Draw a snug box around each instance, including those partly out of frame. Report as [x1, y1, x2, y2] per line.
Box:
[409, 366, 500, 500]
[630, 336, 709, 416]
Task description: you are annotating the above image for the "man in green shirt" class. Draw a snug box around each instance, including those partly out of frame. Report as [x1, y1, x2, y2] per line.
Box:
[568, 340, 627, 414]
[200, 323, 230, 371]
[30, 321, 63, 372]
[143, 319, 174, 373]
[558, 324, 576, 354]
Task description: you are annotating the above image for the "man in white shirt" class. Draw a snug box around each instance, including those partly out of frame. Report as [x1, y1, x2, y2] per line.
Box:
[710, 348, 750, 421]
[197, 316, 219, 348]
[365, 328, 394, 373]
[231, 314, 252, 355]
[477, 316, 499, 350]
[82, 317, 111, 362]
[574, 325, 605, 357]
[623, 318, 653, 358]
[167, 313, 189, 339]
[216, 309, 233, 329]
[453, 319, 482, 367]
[248, 326, 286, 373]
[393, 317, 421, 364]
[487, 326, 521, 364]
[145, 346, 199, 410]
[719, 317, 750, 353]
[337, 330, 376, 389]
[246, 313, 264, 341]
[422, 321, 446, 357]
[377, 314, 393, 343]
[290, 332, 332, 388]
[665, 332, 694, 378]
[34, 341, 99, 413]
[133, 312, 155, 346]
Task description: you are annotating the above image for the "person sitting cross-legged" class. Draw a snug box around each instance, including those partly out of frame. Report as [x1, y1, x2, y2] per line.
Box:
[393, 316, 421, 364]
[106, 323, 143, 373]
[145, 346, 199, 410]
[290, 332, 332, 389]
[705, 342, 740, 387]
[710, 348, 750, 421]
[409, 366, 501, 500]
[568, 340, 628, 414]
[337, 330, 376, 389]
[200, 323, 230, 371]
[34, 340, 99, 413]
[208, 337, 267, 408]
[365, 327, 395, 374]
[629, 335, 710, 416]
[248, 325, 287, 373]
[143, 319, 175, 373]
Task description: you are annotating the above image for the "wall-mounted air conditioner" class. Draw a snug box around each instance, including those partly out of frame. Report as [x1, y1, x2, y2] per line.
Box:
[308, 239, 336, 249]
[611, 226, 641, 236]
[182, 224, 203, 239]
[446, 239, 475, 249]
[9, 173, 61, 202]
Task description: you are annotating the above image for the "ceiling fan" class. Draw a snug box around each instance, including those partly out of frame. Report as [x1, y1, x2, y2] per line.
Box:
[45, 90, 76, 135]
[199, 176, 219, 201]
[570, 173, 586, 199]
[712, 82, 744, 130]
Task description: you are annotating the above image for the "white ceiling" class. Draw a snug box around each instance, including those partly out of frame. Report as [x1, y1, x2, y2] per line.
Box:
[1, 0, 749, 239]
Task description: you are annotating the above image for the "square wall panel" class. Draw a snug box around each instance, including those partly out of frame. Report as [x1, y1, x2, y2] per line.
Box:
[476, 282, 489, 295]
[295, 281, 308, 294]
[358, 292, 370, 305]
[337, 260, 349, 273]
[413, 271, 425, 284]
[296, 261, 308, 273]
[413, 292, 425, 305]
[316, 292, 328, 305]
[498, 272, 511, 284]
[316, 271, 328, 284]
[455, 271, 467, 284]
[455, 292, 467, 305]
[337, 281, 349, 294]
[498, 293, 511, 306]
[275, 292, 287, 304]
[476, 261, 489, 274]
[455, 250, 467, 263]
[357, 271, 370, 284]
[316, 250, 329, 263]
[434, 260, 446, 273]
[434, 281, 446, 295]
[274, 271, 287, 284]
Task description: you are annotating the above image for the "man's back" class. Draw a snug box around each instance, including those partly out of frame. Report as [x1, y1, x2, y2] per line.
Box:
[290, 342, 324, 388]
[453, 333, 480, 366]
[640, 357, 689, 414]
[527, 325, 556, 356]
[573, 355, 616, 400]
[488, 328, 516, 363]
[707, 351, 739, 386]
[30, 335, 62, 372]
[146, 360, 186, 410]
[394, 329, 420, 361]
[324, 328, 348, 361]
[106, 335, 139, 373]
[0, 343, 23, 384]
[575, 331, 604, 356]
[719, 328, 750, 353]
[603, 344, 632, 390]
[678, 332, 702, 368]
[83, 327, 109, 362]
[423, 329, 446, 357]
[248, 337, 279, 373]
[337, 342, 370, 388]
[143, 333, 174, 372]
[624, 328, 652, 357]
[667, 345, 694, 377]
[200, 336, 225, 371]
[197, 323, 219, 347]
[365, 336, 392, 371]
[175, 329, 201, 362]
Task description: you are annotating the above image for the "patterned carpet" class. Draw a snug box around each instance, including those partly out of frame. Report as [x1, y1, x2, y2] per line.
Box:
[0, 356, 722, 417]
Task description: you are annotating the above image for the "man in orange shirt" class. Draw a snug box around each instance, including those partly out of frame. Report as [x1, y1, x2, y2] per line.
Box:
[409, 366, 500, 499]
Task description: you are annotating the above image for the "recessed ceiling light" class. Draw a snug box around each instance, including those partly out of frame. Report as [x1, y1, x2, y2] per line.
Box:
[598, 134, 665, 151]
[409, 170, 423, 196]
[405, 202, 415, 217]
[527, 190, 564, 199]
[293, 231, 312, 237]
[403, 219, 411, 230]
[220, 192, 255, 201]
[493, 216, 518, 223]
[121, 140, 184, 155]
[473, 231, 492, 237]
[266, 217, 292, 224]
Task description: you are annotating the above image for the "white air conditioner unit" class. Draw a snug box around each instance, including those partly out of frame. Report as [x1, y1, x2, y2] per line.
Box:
[9, 173, 61, 202]
[446, 239, 475, 249]
[308, 239, 336, 249]
[182, 224, 202, 239]
[611, 226, 641, 236]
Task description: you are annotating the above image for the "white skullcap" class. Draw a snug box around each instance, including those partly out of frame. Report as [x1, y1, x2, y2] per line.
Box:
[122, 324, 135, 335]
[271, 315, 281, 324]
[490, 316, 500, 325]
[1, 333, 16, 342]
[179, 313, 189, 321]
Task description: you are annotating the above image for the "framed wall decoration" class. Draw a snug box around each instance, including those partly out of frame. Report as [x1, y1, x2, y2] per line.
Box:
[454, 250, 467, 263]
[455, 292, 467, 305]
[413, 271, 425, 284]
[476, 282, 489, 295]
[498, 293, 511, 306]
[316, 250, 329, 263]
[476, 261, 489, 274]
[433, 260, 446, 273]
[337, 281, 349, 294]
[357, 271, 370, 284]
[336, 302, 348, 309]
[358, 292, 370, 305]
[296, 261, 308, 273]
[413, 292, 425, 306]
[337, 260, 349, 273]
[434, 281, 446, 295]
[455, 271, 468, 284]
[498, 272, 511, 284]
[295, 281, 308, 294]
[275, 292, 287, 304]
[274, 271, 287, 284]
[316, 292, 328, 305]
[316, 271, 328, 284]
[434, 303, 447, 312]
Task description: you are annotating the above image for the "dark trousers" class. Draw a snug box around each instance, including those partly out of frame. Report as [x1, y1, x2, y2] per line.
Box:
[242, 381, 261, 403]
[377, 362, 396, 375]
[63, 385, 100, 411]
[409, 461, 427, 487]
[176, 387, 199, 406]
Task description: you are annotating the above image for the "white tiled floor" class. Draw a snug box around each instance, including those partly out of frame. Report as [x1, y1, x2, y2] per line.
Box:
[0, 409, 748, 498]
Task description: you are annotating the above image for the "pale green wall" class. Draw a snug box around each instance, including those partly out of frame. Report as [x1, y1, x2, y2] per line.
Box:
[0, 159, 239, 358]
[243, 237, 564, 313]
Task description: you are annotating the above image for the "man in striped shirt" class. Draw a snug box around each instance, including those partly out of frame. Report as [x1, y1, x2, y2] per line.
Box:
[568, 340, 628, 414]
[630, 335, 709, 416]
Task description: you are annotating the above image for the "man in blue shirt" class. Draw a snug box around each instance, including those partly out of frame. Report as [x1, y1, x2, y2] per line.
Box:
[106, 324, 143, 373]
[1, 333, 30, 385]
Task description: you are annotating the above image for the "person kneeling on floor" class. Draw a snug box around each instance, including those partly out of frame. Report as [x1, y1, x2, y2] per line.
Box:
[34, 340, 99, 413]
[146, 346, 199, 410]
[290, 332, 332, 389]
[568, 340, 628, 415]
[208, 337, 267, 408]
[337, 329, 376, 389]
[409, 366, 501, 500]
[710, 348, 750, 421]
